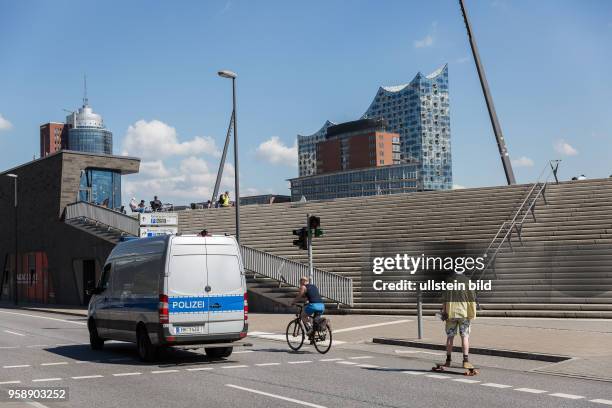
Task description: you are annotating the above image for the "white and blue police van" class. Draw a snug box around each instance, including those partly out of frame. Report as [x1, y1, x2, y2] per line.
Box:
[87, 234, 248, 361]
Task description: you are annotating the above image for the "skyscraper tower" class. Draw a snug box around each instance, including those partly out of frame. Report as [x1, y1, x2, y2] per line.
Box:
[65, 76, 113, 155]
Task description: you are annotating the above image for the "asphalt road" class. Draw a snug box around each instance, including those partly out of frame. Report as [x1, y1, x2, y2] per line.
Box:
[0, 308, 611, 408]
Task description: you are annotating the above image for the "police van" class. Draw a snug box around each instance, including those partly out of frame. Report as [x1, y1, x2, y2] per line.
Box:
[87, 234, 248, 361]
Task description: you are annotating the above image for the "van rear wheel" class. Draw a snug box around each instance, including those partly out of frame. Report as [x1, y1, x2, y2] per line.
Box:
[136, 326, 157, 362]
[88, 319, 104, 350]
[205, 347, 233, 358]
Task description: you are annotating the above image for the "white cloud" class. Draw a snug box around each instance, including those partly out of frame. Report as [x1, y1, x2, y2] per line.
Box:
[511, 156, 534, 167]
[139, 160, 171, 178]
[414, 22, 437, 48]
[554, 139, 578, 156]
[0, 114, 13, 131]
[453, 184, 466, 190]
[124, 156, 238, 207]
[455, 56, 470, 64]
[256, 136, 297, 167]
[122, 119, 220, 159]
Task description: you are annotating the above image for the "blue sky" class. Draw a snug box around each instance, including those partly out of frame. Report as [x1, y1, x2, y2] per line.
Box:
[1, 0, 611, 205]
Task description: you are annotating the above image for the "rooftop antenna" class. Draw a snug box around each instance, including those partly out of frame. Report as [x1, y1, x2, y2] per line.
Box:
[83, 74, 89, 106]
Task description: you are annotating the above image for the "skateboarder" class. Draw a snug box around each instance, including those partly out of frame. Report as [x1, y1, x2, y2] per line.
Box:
[439, 270, 477, 371]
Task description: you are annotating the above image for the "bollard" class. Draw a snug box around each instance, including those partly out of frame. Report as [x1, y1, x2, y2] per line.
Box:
[417, 288, 423, 340]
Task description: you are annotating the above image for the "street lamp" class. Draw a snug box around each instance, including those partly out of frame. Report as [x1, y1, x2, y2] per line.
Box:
[6, 174, 17, 305]
[217, 69, 240, 243]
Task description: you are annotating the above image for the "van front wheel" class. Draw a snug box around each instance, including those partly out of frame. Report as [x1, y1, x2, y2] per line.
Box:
[136, 326, 157, 362]
[88, 319, 104, 350]
[205, 347, 233, 358]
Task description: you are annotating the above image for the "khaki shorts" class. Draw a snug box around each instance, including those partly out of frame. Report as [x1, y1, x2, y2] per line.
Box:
[445, 318, 471, 337]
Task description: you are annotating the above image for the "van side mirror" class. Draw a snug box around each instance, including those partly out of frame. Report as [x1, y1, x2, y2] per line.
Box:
[87, 287, 103, 296]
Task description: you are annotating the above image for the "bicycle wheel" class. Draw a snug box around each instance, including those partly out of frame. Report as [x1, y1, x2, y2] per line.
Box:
[286, 319, 305, 351]
[313, 325, 332, 354]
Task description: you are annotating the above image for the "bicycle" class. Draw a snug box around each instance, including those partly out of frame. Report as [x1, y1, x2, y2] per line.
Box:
[286, 304, 332, 354]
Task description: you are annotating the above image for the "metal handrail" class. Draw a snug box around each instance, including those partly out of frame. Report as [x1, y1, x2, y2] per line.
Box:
[240, 245, 353, 306]
[477, 160, 560, 280]
[65, 201, 140, 237]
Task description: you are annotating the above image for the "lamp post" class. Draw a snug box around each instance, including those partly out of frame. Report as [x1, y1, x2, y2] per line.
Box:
[6, 174, 18, 305]
[218, 70, 240, 243]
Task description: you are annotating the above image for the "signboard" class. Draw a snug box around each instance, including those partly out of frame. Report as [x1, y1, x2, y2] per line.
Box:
[139, 213, 178, 226]
[139, 226, 178, 238]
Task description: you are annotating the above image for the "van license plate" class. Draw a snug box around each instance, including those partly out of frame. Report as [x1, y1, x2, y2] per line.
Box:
[176, 326, 205, 335]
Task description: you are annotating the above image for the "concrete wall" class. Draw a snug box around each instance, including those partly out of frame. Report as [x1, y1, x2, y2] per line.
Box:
[0, 151, 139, 305]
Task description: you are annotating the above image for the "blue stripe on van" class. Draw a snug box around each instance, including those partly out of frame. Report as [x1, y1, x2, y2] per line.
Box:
[169, 295, 243, 314]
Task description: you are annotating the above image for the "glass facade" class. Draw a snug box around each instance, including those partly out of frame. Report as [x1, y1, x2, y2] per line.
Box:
[78, 168, 122, 209]
[68, 127, 113, 155]
[297, 65, 452, 191]
[289, 163, 419, 201]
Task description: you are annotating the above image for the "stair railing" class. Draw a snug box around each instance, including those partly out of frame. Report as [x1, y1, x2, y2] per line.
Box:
[240, 245, 353, 307]
[475, 160, 560, 281]
[65, 201, 140, 237]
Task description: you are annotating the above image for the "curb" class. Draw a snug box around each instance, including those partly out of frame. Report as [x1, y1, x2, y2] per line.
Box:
[3, 306, 88, 318]
[372, 337, 571, 363]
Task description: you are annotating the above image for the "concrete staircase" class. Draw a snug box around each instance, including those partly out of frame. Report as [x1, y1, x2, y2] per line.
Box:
[65, 217, 128, 244]
[177, 178, 612, 317]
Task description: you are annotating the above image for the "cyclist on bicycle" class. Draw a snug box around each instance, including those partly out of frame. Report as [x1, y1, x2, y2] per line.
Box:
[291, 276, 324, 334]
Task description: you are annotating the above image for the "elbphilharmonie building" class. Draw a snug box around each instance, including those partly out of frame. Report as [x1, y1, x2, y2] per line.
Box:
[297, 65, 451, 192]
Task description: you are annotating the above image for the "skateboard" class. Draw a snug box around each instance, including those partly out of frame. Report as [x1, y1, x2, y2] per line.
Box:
[432, 362, 479, 376]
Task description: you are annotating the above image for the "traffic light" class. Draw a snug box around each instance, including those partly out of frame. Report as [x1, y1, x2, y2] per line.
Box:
[309, 215, 324, 237]
[292, 227, 309, 250]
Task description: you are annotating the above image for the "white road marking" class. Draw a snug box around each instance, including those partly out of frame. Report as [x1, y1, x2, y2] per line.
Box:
[222, 365, 249, 369]
[549, 393, 584, 400]
[233, 350, 254, 354]
[333, 320, 412, 334]
[288, 361, 312, 364]
[76, 360, 95, 364]
[151, 369, 179, 374]
[248, 331, 346, 345]
[27, 344, 49, 348]
[453, 378, 480, 383]
[113, 372, 142, 376]
[226, 384, 327, 408]
[72, 375, 103, 379]
[319, 358, 343, 362]
[426, 374, 450, 379]
[186, 367, 214, 371]
[348, 356, 373, 360]
[0, 346, 18, 349]
[255, 363, 281, 367]
[482, 383, 512, 388]
[27, 402, 52, 408]
[357, 364, 379, 368]
[4, 330, 25, 336]
[394, 349, 443, 356]
[0, 380, 21, 384]
[515, 388, 547, 394]
[3, 364, 31, 368]
[32, 378, 62, 382]
[336, 361, 358, 365]
[591, 399, 612, 405]
[403, 371, 425, 375]
[41, 362, 68, 366]
[0, 310, 86, 325]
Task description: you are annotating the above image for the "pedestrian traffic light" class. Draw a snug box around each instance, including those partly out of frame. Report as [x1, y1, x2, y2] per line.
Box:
[292, 227, 309, 250]
[309, 215, 324, 237]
